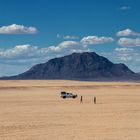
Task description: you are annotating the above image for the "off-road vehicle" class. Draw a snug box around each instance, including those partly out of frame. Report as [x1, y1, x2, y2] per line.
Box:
[60, 91, 77, 99]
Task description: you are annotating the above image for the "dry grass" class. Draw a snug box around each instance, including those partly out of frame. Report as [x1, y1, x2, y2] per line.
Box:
[0, 80, 140, 140]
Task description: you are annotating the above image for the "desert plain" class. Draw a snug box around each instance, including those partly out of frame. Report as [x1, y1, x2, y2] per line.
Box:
[0, 80, 140, 140]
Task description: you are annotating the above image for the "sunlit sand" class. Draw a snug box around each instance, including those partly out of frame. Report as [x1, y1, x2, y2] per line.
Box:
[0, 80, 140, 140]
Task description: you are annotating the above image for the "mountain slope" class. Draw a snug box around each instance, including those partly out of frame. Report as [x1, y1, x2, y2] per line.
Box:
[4, 52, 138, 81]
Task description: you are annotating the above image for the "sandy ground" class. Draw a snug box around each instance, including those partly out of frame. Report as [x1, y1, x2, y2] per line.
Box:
[0, 80, 140, 140]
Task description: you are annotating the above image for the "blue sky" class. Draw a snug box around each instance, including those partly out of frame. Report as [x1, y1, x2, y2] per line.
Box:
[0, 0, 140, 76]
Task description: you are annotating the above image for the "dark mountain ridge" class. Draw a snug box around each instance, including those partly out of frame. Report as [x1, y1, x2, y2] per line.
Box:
[1, 52, 140, 81]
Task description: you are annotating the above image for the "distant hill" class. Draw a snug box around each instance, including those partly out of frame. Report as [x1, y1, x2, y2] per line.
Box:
[1, 52, 140, 81]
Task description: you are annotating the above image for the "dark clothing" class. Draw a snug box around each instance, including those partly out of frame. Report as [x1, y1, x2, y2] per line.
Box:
[94, 97, 96, 104]
[80, 96, 83, 103]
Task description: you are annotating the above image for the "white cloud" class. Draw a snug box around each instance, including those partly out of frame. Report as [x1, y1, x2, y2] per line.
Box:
[114, 49, 140, 64]
[0, 41, 91, 76]
[0, 45, 38, 59]
[120, 6, 131, 10]
[115, 48, 134, 53]
[0, 24, 38, 34]
[114, 48, 134, 61]
[2, 35, 112, 62]
[48, 41, 81, 52]
[116, 29, 140, 37]
[118, 38, 140, 47]
[57, 34, 79, 39]
[0, 40, 90, 61]
[81, 36, 114, 46]
[0, 34, 124, 76]
[101, 48, 140, 72]
[63, 35, 79, 39]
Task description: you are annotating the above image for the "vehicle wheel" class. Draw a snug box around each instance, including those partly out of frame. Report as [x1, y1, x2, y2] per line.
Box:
[73, 96, 76, 99]
[63, 96, 66, 99]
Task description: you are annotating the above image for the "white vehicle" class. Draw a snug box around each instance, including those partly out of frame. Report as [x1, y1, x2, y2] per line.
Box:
[60, 91, 78, 99]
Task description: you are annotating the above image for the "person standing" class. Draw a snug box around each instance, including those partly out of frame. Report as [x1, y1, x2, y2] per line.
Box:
[94, 97, 96, 104]
[80, 96, 83, 103]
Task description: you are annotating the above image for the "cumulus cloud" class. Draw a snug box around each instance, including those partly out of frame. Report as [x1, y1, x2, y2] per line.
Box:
[101, 48, 140, 72]
[0, 35, 114, 63]
[48, 41, 81, 52]
[80, 36, 114, 46]
[114, 48, 140, 64]
[115, 48, 134, 53]
[115, 48, 134, 61]
[120, 6, 131, 10]
[57, 34, 79, 39]
[116, 29, 140, 37]
[0, 34, 119, 76]
[118, 38, 140, 47]
[0, 45, 38, 59]
[101, 51, 133, 62]
[0, 40, 90, 61]
[0, 24, 38, 34]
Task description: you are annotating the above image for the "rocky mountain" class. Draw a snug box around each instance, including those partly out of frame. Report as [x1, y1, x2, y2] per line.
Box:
[2, 52, 140, 81]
